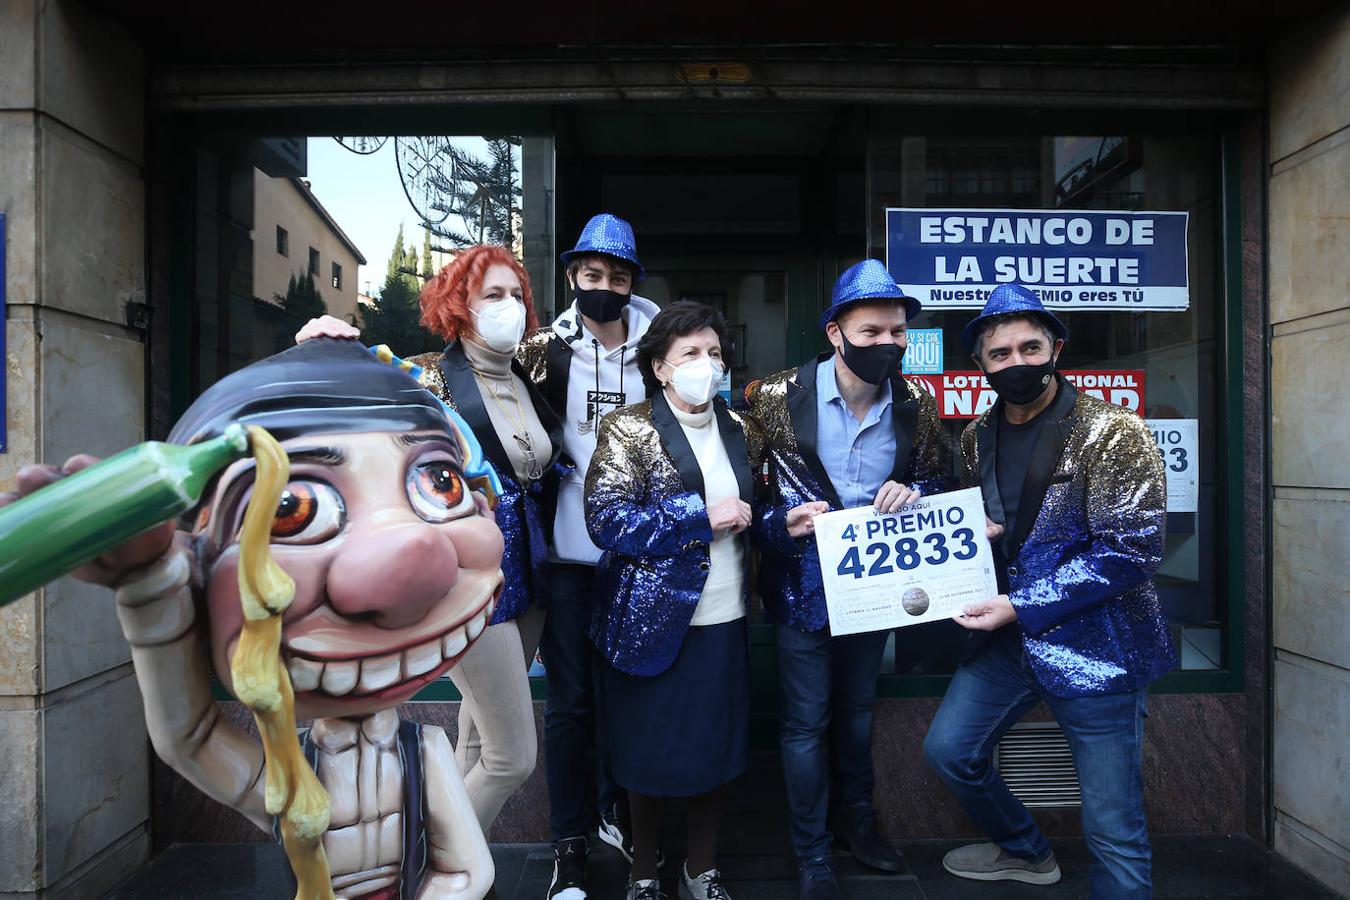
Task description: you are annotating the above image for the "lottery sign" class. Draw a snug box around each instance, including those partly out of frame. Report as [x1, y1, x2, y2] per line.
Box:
[814, 488, 998, 636]
[902, 328, 944, 375]
[906, 370, 1146, 419]
[1145, 418, 1198, 513]
[885, 207, 1191, 311]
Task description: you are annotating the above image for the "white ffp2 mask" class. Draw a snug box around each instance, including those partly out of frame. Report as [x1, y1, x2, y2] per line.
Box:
[472, 299, 527, 353]
[666, 357, 722, 407]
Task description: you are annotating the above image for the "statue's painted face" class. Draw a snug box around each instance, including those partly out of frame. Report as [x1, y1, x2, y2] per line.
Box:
[199, 429, 504, 719]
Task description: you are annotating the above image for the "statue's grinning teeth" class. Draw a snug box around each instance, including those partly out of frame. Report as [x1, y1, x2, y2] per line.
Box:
[286, 592, 496, 697]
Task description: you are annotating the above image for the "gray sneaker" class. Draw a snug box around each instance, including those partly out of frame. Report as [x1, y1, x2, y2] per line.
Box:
[941, 843, 1061, 884]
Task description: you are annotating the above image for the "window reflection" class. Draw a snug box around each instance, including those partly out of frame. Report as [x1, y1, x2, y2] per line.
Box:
[869, 131, 1223, 673]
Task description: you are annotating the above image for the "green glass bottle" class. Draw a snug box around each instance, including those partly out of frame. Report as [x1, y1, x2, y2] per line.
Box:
[0, 424, 251, 609]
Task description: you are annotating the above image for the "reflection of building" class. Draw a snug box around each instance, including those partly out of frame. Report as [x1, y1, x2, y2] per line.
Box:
[252, 172, 365, 324]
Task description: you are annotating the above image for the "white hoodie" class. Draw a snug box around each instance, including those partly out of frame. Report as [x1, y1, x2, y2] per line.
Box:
[550, 294, 661, 564]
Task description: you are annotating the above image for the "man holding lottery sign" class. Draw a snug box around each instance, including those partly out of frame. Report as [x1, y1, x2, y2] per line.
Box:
[922, 284, 1174, 899]
[812, 487, 997, 637]
[746, 260, 950, 900]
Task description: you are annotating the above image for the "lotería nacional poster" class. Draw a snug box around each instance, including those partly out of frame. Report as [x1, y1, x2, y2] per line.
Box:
[906, 370, 1146, 419]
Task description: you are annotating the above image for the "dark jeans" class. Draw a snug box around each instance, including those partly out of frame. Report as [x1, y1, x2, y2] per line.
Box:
[776, 624, 891, 859]
[923, 629, 1152, 899]
[540, 562, 619, 842]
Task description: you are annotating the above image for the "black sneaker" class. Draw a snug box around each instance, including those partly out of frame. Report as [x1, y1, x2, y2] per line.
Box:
[599, 803, 666, 868]
[796, 856, 841, 900]
[834, 802, 905, 872]
[548, 836, 588, 899]
[598, 803, 630, 859]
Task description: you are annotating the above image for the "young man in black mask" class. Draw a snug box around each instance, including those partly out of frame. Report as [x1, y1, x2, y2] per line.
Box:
[747, 259, 950, 900]
[518, 213, 661, 899]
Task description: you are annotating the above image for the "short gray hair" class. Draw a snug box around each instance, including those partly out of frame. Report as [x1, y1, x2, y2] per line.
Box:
[972, 312, 1059, 360]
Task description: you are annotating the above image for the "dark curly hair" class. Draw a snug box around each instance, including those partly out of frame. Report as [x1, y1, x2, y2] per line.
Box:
[635, 301, 728, 397]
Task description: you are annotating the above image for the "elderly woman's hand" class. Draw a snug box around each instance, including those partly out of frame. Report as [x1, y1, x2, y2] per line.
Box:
[785, 501, 830, 538]
[708, 496, 751, 535]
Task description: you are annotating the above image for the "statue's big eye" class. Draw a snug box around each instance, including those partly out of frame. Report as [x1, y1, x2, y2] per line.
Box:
[270, 481, 345, 544]
[406, 456, 476, 523]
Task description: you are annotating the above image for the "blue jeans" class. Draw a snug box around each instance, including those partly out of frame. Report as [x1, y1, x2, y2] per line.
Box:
[540, 562, 619, 841]
[923, 630, 1152, 899]
[776, 624, 890, 859]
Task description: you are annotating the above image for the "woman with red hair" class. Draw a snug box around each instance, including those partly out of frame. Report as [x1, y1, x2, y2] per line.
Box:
[298, 244, 560, 837]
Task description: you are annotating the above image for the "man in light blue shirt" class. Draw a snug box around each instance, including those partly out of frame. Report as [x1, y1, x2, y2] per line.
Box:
[815, 355, 897, 510]
[747, 260, 950, 900]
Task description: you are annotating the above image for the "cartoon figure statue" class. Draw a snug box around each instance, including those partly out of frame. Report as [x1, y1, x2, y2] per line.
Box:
[0, 339, 504, 899]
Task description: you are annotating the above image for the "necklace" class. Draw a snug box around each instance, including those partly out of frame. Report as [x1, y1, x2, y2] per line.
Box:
[468, 362, 544, 482]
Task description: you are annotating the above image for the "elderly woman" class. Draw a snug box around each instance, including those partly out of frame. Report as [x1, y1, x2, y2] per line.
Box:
[584, 301, 819, 900]
[296, 244, 560, 837]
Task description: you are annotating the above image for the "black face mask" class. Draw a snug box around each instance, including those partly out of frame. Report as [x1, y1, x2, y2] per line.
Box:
[985, 360, 1056, 406]
[574, 286, 628, 323]
[838, 331, 904, 385]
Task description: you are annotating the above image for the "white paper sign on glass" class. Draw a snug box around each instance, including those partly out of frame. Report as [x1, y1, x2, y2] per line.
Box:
[1145, 418, 1198, 513]
[813, 487, 999, 636]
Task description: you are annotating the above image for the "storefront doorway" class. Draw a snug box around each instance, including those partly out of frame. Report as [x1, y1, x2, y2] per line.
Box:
[155, 92, 1253, 848]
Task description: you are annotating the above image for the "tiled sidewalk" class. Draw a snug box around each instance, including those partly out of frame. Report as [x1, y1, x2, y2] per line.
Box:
[108, 834, 1342, 900]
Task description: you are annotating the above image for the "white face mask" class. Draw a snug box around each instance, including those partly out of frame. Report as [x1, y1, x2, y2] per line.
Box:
[472, 298, 526, 353]
[664, 357, 723, 407]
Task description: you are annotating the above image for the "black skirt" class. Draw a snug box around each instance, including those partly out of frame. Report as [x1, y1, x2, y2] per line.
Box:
[599, 617, 750, 798]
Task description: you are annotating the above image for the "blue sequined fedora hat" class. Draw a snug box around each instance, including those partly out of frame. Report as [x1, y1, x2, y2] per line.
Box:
[819, 259, 922, 328]
[559, 213, 645, 282]
[960, 283, 1068, 354]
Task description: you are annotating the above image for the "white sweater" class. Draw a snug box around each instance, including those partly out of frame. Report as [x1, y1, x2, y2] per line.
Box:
[669, 398, 746, 627]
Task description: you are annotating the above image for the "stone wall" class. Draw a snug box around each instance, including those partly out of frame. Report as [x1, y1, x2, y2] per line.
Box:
[0, 1, 150, 897]
[1266, 2, 1350, 891]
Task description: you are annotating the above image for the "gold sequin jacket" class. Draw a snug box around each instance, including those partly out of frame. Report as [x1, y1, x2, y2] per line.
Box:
[517, 327, 570, 419]
[407, 341, 564, 624]
[745, 353, 951, 632]
[961, 376, 1176, 697]
[584, 392, 766, 676]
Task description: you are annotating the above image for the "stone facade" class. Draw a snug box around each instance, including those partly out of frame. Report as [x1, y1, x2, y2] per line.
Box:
[0, 2, 1346, 896]
[1267, 2, 1350, 892]
[0, 1, 151, 897]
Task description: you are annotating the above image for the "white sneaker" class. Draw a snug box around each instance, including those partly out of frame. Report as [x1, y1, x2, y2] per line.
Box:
[679, 864, 732, 900]
[628, 877, 665, 900]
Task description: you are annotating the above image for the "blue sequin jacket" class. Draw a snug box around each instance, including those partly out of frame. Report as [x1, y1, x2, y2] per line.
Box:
[960, 376, 1176, 697]
[584, 392, 765, 676]
[745, 353, 952, 633]
[410, 342, 563, 625]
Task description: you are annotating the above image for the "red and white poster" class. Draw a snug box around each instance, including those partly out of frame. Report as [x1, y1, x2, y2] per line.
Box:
[906, 370, 1146, 419]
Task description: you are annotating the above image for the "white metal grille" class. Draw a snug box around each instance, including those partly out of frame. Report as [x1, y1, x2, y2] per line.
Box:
[994, 722, 1082, 808]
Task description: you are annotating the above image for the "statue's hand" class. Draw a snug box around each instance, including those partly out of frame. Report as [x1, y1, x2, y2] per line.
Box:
[0, 456, 177, 586]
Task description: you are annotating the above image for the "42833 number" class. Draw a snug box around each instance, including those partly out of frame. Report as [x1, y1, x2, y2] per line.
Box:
[835, 528, 978, 579]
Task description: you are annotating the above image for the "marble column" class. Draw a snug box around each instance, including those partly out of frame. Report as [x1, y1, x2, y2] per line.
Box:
[0, 2, 151, 897]
[1267, 2, 1350, 892]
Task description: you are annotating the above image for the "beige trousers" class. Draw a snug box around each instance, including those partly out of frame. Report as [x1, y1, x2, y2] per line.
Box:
[448, 604, 546, 835]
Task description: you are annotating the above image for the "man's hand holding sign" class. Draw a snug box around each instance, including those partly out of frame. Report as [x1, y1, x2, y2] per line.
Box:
[813, 487, 999, 636]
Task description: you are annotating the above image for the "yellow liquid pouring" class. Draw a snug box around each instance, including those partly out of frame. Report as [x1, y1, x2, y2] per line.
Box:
[232, 426, 335, 900]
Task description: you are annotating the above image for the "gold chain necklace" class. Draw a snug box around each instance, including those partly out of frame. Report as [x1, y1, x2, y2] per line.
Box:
[468, 362, 543, 481]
